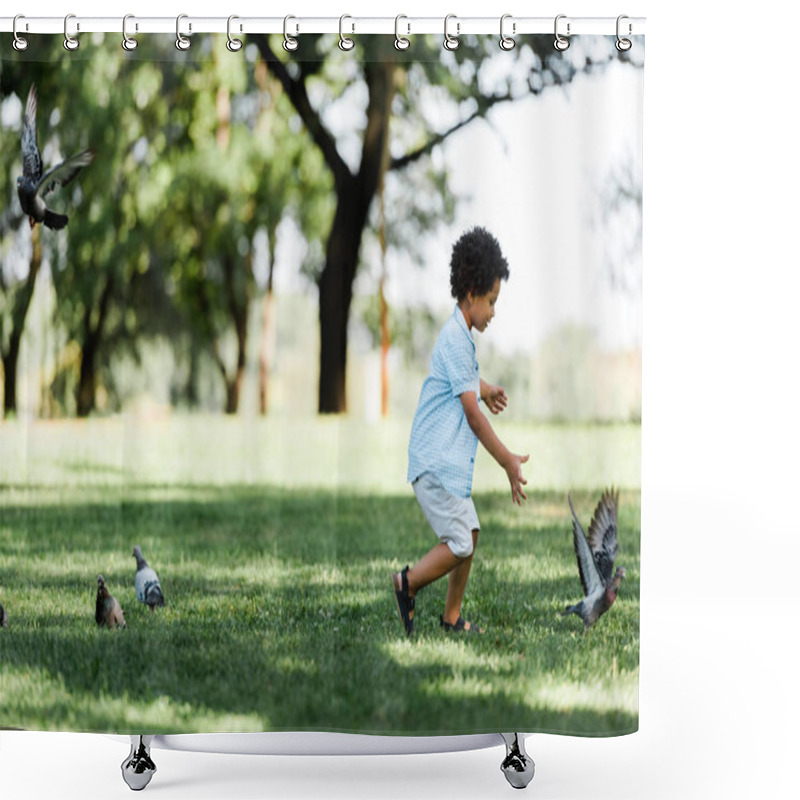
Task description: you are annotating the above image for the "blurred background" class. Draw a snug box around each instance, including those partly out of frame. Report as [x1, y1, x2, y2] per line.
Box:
[1, 30, 642, 428]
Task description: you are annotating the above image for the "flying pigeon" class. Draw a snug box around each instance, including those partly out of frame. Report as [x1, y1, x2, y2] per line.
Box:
[563, 489, 626, 630]
[95, 575, 126, 629]
[0, 601, 7, 628]
[16, 84, 95, 231]
[132, 546, 165, 612]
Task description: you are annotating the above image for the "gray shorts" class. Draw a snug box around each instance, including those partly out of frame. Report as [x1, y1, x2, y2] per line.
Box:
[412, 472, 480, 558]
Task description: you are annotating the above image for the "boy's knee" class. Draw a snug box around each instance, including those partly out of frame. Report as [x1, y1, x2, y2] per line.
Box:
[449, 539, 473, 559]
[450, 529, 478, 559]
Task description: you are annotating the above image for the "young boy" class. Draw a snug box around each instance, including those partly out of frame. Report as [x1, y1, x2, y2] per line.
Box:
[393, 227, 528, 637]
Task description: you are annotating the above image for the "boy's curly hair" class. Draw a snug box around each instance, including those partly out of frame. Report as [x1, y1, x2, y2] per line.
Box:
[449, 227, 510, 301]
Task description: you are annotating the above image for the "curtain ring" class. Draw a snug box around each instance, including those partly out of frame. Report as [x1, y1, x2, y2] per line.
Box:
[64, 13, 79, 51]
[499, 14, 516, 51]
[283, 15, 299, 51]
[616, 15, 632, 52]
[12, 15, 29, 51]
[394, 15, 410, 51]
[226, 15, 243, 52]
[122, 14, 138, 51]
[554, 14, 570, 51]
[176, 14, 191, 51]
[339, 15, 355, 51]
[443, 14, 459, 51]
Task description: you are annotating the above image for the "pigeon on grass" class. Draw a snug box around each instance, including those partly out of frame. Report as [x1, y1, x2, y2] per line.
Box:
[95, 575, 126, 629]
[132, 545, 165, 612]
[17, 84, 95, 231]
[563, 489, 626, 630]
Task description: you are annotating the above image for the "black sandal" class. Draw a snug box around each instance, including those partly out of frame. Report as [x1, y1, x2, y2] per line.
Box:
[392, 566, 415, 637]
[440, 615, 484, 635]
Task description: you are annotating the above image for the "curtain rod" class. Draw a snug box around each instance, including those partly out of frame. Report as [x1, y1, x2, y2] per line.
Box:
[1, 16, 646, 37]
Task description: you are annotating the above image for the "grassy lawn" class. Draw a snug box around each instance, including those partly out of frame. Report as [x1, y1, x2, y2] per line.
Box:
[0, 419, 639, 736]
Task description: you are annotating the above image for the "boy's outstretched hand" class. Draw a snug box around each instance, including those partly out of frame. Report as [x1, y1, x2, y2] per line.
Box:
[460, 389, 529, 505]
[481, 382, 508, 415]
[505, 453, 529, 505]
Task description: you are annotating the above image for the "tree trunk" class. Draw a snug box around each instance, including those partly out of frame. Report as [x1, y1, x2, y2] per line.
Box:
[378, 167, 390, 419]
[2, 226, 42, 417]
[219, 254, 249, 415]
[258, 271, 276, 416]
[317, 62, 396, 414]
[318, 201, 363, 414]
[76, 271, 113, 418]
[77, 340, 97, 418]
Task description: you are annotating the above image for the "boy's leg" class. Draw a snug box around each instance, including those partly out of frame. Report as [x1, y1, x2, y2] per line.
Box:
[405, 543, 462, 596]
[443, 530, 479, 626]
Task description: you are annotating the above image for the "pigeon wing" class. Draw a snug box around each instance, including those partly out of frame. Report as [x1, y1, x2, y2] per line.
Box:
[21, 85, 42, 183]
[38, 149, 95, 198]
[587, 489, 619, 586]
[568, 494, 603, 598]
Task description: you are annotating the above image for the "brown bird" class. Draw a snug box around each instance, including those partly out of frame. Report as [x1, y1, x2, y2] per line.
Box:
[564, 489, 626, 630]
[95, 575, 126, 629]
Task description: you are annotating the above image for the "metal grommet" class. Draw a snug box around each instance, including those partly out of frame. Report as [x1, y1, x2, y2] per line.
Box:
[175, 14, 191, 51]
[12, 15, 29, 51]
[394, 14, 410, 51]
[122, 14, 138, 51]
[499, 14, 516, 51]
[283, 15, 299, 51]
[554, 14, 570, 51]
[616, 15, 632, 52]
[64, 13, 79, 51]
[338, 14, 355, 51]
[226, 15, 243, 52]
[443, 14, 459, 51]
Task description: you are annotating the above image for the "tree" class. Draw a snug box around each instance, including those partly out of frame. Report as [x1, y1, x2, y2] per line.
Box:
[0, 58, 61, 416]
[250, 33, 639, 413]
[150, 41, 332, 414]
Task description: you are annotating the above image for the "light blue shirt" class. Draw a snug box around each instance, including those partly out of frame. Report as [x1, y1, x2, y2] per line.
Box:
[408, 304, 480, 498]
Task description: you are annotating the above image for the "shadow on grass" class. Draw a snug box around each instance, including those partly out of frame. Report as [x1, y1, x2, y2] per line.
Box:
[0, 485, 639, 736]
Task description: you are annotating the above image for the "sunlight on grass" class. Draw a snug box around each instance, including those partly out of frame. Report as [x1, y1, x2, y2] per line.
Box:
[382, 639, 517, 674]
[0, 667, 265, 733]
[426, 672, 639, 721]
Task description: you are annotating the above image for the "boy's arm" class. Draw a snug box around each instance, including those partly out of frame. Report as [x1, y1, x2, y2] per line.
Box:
[461, 391, 528, 505]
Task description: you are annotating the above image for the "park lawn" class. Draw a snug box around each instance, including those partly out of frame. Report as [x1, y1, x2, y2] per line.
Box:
[0, 482, 639, 736]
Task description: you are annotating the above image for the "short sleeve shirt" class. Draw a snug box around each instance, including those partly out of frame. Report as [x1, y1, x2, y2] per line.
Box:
[407, 304, 480, 498]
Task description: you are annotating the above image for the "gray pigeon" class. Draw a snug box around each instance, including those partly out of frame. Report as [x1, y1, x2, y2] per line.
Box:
[16, 84, 95, 230]
[0, 601, 7, 628]
[132, 546, 165, 612]
[564, 489, 626, 630]
[95, 575, 126, 629]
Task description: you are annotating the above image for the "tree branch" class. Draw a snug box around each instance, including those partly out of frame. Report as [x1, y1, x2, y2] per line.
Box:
[389, 91, 515, 172]
[249, 34, 352, 191]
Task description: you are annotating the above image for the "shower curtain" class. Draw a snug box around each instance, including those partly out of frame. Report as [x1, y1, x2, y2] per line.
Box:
[0, 21, 643, 739]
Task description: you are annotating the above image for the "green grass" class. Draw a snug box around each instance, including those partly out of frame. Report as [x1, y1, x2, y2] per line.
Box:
[0, 420, 640, 736]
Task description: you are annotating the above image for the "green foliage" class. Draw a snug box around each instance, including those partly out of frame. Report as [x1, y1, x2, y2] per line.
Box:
[0, 37, 334, 414]
[1, 33, 640, 417]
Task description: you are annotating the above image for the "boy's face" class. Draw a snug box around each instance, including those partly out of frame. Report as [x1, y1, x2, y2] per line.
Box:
[465, 278, 501, 333]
